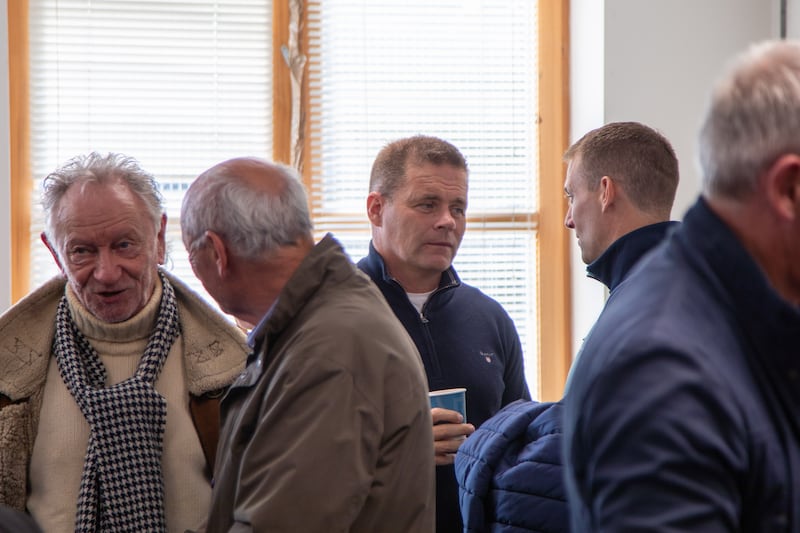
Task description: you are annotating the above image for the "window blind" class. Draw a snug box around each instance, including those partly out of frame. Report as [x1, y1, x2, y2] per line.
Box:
[306, 0, 540, 393]
[27, 0, 273, 309]
[26, 0, 543, 393]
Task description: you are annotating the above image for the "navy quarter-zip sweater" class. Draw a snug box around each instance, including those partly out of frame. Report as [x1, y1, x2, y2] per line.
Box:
[358, 243, 530, 533]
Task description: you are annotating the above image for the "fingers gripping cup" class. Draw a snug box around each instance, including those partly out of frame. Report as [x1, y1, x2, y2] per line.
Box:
[429, 388, 467, 422]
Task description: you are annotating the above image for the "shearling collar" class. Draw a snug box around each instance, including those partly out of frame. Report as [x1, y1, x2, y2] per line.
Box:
[0, 270, 248, 400]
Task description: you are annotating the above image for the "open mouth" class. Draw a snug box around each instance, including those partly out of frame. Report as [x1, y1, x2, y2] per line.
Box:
[97, 289, 126, 299]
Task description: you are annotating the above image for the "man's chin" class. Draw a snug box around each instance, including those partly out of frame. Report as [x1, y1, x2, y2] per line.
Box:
[87, 301, 139, 324]
[420, 257, 454, 274]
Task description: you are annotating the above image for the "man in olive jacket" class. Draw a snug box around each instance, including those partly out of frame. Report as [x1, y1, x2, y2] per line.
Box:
[181, 156, 435, 532]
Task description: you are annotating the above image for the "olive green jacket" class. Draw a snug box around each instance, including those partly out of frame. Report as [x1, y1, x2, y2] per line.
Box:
[206, 235, 435, 533]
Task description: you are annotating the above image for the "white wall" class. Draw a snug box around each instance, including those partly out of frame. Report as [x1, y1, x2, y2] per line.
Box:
[569, 0, 779, 356]
[787, 0, 800, 38]
[568, 0, 608, 353]
[0, 0, 10, 312]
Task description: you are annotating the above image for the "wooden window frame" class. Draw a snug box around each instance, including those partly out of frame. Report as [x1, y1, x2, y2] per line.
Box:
[8, 0, 31, 304]
[8, 0, 570, 399]
[537, 0, 571, 400]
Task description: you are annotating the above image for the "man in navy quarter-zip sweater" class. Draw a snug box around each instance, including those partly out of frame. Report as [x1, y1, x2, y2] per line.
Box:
[358, 135, 531, 533]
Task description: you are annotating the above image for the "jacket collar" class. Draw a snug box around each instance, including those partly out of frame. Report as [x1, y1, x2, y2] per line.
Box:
[680, 197, 800, 344]
[587, 221, 679, 292]
[0, 270, 247, 399]
[248, 234, 355, 353]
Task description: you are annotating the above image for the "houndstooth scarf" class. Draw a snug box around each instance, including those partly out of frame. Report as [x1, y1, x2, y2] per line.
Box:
[54, 273, 180, 533]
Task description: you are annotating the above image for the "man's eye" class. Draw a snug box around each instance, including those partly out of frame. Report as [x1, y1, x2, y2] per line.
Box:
[67, 247, 93, 265]
[452, 207, 465, 216]
[117, 241, 140, 256]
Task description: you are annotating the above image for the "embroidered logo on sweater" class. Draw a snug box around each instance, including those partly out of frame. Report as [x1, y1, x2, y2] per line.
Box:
[480, 351, 494, 363]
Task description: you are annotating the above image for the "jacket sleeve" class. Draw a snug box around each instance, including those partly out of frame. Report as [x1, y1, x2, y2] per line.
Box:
[456, 400, 567, 533]
[564, 347, 747, 532]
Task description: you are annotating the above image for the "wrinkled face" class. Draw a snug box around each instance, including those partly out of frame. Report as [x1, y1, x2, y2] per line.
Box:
[370, 162, 468, 290]
[47, 180, 166, 323]
[564, 157, 605, 264]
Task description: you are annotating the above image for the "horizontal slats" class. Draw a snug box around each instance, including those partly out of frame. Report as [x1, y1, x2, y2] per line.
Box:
[306, 0, 541, 394]
[28, 0, 273, 309]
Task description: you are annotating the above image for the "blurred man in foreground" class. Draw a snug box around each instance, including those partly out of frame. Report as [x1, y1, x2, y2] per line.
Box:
[564, 40, 800, 531]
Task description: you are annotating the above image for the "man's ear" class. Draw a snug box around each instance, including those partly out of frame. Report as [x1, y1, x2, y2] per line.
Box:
[206, 231, 229, 277]
[764, 153, 800, 221]
[599, 175, 617, 212]
[366, 191, 385, 226]
[41, 232, 65, 274]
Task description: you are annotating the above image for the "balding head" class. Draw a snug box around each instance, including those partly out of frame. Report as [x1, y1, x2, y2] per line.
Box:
[200, 157, 288, 197]
[181, 157, 313, 259]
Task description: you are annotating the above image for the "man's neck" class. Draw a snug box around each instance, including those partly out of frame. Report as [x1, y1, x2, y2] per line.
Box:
[385, 264, 442, 293]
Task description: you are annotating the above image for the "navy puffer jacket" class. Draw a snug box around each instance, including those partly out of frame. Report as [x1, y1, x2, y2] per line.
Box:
[454, 400, 567, 533]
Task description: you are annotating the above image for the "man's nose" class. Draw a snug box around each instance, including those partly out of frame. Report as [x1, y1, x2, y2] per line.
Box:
[435, 208, 457, 229]
[93, 249, 122, 282]
[564, 207, 574, 229]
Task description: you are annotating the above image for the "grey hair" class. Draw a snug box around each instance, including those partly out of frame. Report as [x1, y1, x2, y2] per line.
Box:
[699, 39, 800, 199]
[41, 152, 164, 244]
[181, 159, 313, 259]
